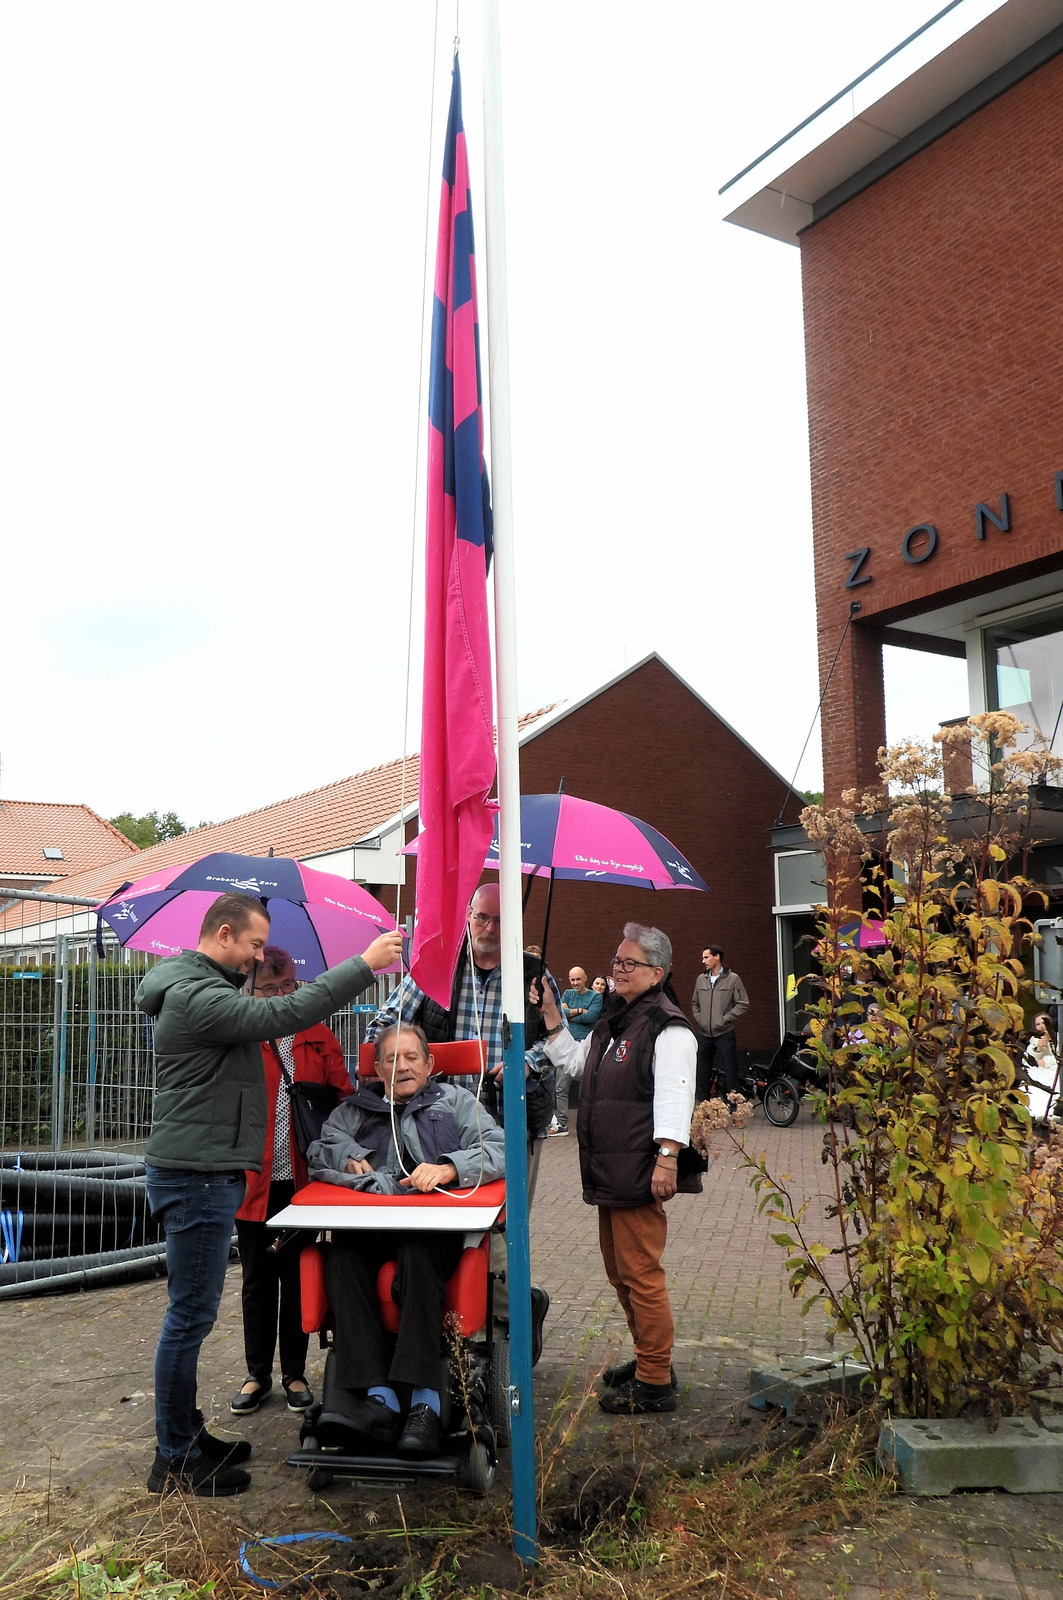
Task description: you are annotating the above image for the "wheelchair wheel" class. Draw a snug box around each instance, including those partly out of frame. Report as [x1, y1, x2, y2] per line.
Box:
[458, 1437, 495, 1497]
[488, 1336, 511, 1450]
[763, 1076, 801, 1128]
[307, 1465, 333, 1492]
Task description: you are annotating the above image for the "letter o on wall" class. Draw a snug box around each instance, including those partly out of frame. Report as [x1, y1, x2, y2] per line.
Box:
[901, 523, 938, 565]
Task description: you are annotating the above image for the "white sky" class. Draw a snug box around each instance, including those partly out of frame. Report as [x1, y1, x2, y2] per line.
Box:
[0, 1, 962, 824]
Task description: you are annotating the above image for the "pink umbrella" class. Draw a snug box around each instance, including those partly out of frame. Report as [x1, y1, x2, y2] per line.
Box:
[403, 791, 708, 971]
[96, 852, 403, 979]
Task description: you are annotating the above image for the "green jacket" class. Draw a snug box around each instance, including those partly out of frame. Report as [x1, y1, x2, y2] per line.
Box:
[136, 951, 374, 1171]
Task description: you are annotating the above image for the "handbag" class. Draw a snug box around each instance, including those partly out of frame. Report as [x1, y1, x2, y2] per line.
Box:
[676, 1142, 708, 1196]
[268, 1041, 340, 1157]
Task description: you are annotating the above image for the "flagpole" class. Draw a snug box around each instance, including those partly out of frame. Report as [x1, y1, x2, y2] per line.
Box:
[482, 0, 537, 1566]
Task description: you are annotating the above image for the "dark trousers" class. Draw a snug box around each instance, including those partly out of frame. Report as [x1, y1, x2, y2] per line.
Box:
[696, 1030, 739, 1101]
[146, 1166, 245, 1460]
[326, 1230, 465, 1392]
[235, 1180, 310, 1384]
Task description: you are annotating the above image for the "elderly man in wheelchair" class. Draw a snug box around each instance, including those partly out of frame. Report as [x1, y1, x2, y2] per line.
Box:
[303, 1022, 505, 1461]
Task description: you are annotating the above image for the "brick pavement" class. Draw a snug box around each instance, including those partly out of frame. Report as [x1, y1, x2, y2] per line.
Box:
[2, 1116, 1063, 1597]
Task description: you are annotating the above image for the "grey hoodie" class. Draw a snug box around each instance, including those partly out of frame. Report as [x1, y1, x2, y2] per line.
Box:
[136, 950, 374, 1171]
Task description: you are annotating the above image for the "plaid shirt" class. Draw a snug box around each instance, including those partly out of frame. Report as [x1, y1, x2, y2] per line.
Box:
[367, 961, 563, 1077]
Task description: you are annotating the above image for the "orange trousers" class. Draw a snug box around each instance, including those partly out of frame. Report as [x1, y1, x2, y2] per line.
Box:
[597, 1201, 673, 1385]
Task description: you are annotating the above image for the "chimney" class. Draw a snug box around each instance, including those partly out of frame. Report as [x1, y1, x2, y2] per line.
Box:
[938, 717, 974, 794]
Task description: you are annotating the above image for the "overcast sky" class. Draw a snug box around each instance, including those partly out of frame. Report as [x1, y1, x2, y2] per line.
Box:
[0, 1, 966, 825]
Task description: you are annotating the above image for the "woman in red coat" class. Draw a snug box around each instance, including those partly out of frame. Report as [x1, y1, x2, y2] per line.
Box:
[230, 947, 352, 1415]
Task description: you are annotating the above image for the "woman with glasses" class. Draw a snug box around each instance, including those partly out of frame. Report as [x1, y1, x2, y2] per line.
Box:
[537, 922, 695, 1417]
[231, 945, 352, 1416]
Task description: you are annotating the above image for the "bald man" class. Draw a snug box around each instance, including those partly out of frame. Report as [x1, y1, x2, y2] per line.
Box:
[366, 882, 561, 1360]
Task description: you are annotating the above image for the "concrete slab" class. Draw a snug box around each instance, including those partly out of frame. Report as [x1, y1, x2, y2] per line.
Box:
[747, 1356, 872, 1413]
[879, 1415, 1063, 1495]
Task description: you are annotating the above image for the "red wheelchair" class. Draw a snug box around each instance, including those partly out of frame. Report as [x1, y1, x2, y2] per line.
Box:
[277, 1039, 510, 1495]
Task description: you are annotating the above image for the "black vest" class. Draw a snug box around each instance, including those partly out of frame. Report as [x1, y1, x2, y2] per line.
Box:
[577, 985, 693, 1208]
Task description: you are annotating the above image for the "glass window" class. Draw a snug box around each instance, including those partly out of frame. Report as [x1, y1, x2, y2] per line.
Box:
[986, 607, 1063, 757]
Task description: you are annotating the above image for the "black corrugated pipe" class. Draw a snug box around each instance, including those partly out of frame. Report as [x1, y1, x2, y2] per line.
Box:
[0, 1243, 168, 1296]
[2, 1151, 146, 1173]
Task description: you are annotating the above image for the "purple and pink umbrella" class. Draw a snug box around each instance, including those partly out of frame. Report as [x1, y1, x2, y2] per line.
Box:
[404, 791, 708, 970]
[96, 852, 403, 980]
[405, 792, 708, 891]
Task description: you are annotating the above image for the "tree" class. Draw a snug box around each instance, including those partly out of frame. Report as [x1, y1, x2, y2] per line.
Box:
[109, 810, 188, 849]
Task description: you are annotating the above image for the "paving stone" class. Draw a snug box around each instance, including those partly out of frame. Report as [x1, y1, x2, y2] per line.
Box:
[1, 1118, 1062, 1591]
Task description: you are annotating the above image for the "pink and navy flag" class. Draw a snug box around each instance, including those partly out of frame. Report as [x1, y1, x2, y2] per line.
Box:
[410, 56, 497, 1006]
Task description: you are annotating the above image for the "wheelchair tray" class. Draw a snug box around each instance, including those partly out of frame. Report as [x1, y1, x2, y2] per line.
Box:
[266, 1177, 506, 1233]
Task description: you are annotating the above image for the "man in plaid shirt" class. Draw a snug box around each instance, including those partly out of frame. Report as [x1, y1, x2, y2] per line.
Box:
[366, 882, 562, 1361]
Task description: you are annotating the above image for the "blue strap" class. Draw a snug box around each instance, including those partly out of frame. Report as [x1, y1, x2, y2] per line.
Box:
[0, 1211, 20, 1264]
[238, 1532, 354, 1591]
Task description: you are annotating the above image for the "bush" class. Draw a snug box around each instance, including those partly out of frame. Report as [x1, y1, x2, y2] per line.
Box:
[697, 716, 1063, 1420]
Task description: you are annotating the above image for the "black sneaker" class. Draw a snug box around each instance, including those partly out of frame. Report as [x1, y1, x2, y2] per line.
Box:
[599, 1378, 678, 1416]
[530, 1286, 549, 1367]
[197, 1428, 252, 1465]
[397, 1403, 442, 1459]
[146, 1448, 251, 1496]
[601, 1359, 677, 1389]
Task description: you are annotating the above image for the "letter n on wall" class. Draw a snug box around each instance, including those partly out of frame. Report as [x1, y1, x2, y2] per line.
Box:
[975, 495, 1011, 540]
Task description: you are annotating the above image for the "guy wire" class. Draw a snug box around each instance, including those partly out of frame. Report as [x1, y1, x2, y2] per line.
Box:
[774, 600, 863, 827]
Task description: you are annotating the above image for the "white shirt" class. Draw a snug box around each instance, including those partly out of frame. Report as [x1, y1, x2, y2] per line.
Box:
[543, 1023, 695, 1146]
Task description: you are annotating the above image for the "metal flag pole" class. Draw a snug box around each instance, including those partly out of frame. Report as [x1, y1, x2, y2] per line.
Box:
[482, 0, 537, 1565]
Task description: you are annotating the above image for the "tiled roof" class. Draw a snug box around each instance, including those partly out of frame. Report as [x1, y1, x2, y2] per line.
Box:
[0, 800, 140, 878]
[2, 703, 556, 916]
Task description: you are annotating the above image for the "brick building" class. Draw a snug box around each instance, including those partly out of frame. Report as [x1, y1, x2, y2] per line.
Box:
[724, 0, 1063, 799]
[723, 0, 1063, 1023]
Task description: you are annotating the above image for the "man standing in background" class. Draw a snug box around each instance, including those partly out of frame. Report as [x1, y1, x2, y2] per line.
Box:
[551, 967, 602, 1135]
[692, 945, 748, 1102]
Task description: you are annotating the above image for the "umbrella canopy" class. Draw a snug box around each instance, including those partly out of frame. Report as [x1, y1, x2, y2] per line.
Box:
[839, 919, 888, 951]
[405, 793, 708, 892]
[96, 852, 402, 980]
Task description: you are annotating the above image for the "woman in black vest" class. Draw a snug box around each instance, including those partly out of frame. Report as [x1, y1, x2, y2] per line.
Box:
[537, 922, 696, 1415]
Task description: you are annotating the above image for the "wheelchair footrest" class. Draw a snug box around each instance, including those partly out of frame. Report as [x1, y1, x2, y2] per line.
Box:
[287, 1447, 466, 1480]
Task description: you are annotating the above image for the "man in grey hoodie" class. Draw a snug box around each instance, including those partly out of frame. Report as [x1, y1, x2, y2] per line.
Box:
[307, 1022, 505, 1460]
[136, 890, 402, 1497]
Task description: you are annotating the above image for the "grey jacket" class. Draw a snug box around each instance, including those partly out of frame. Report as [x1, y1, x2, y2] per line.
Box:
[691, 968, 749, 1038]
[307, 1077, 506, 1193]
[136, 951, 374, 1171]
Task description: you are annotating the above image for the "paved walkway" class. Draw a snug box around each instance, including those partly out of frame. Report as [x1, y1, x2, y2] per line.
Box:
[2, 1116, 1062, 1597]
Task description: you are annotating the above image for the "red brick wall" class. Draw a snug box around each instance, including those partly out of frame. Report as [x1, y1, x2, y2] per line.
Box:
[801, 51, 1063, 797]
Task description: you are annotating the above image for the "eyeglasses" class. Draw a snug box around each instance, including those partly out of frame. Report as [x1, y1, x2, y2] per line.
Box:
[611, 956, 656, 974]
[470, 913, 502, 929]
[255, 978, 296, 996]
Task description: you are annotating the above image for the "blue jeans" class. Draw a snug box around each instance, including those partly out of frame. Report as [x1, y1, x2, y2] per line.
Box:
[146, 1165, 246, 1461]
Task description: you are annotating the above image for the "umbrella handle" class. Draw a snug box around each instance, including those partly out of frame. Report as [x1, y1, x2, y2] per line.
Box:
[537, 868, 556, 991]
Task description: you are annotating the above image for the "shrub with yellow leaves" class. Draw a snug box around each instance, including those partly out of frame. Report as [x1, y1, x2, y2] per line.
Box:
[750, 719, 1063, 1419]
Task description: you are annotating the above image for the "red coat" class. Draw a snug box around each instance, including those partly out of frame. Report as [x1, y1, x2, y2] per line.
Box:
[237, 1023, 352, 1221]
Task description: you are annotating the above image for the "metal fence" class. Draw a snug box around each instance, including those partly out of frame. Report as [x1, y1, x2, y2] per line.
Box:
[0, 891, 393, 1297]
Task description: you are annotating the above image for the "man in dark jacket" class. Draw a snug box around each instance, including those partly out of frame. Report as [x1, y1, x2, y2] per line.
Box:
[136, 890, 402, 1497]
[538, 922, 696, 1415]
[691, 945, 749, 1101]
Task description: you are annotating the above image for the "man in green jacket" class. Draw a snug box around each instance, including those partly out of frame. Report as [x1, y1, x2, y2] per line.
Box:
[136, 890, 402, 1497]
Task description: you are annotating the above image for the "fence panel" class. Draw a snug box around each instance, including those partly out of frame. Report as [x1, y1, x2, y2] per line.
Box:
[0, 891, 397, 1296]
